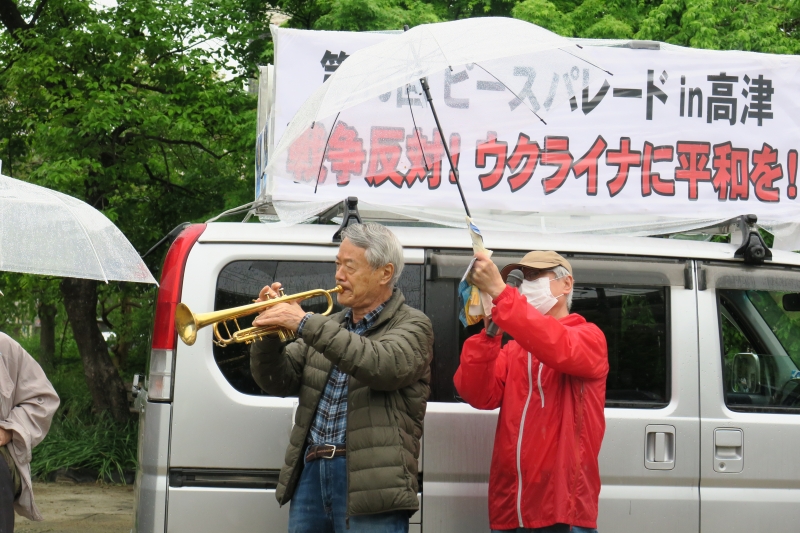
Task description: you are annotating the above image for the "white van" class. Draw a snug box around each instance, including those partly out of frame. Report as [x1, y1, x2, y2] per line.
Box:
[132, 216, 800, 533]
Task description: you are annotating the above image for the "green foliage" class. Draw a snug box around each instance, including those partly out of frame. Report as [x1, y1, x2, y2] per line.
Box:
[270, 0, 800, 69]
[23, 346, 138, 482]
[747, 290, 800, 367]
[2, 280, 151, 481]
[49, 365, 94, 417]
[621, 292, 656, 330]
[513, 0, 651, 38]
[0, 0, 257, 264]
[721, 289, 800, 370]
[0, 0, 263, 466]
[721, 311, 751, 361]
[314, 0, 438, 31]
[636, 0, 800, 53]
[30, 414, 138, 481]
[428, 0, 516, 21]
[512, 0, 575, 35]
[569, 0, 637, 39]
[509, 0, 800, 55]
[280, 0, 439, 31]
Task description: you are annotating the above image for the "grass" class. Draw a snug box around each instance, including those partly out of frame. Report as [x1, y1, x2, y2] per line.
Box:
[29, 415, 138, 482]
[4, 279, 152, 484]
[28, 358, 139, 482]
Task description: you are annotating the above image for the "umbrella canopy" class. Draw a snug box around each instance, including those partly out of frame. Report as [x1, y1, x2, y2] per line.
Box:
[268, 17, 605, 194]
[0, 174, 156, 284]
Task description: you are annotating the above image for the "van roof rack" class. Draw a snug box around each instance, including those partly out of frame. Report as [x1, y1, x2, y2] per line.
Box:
[331, 197, 362, 243]
[733, 214, 772, 264]
[205, 198, 274, 223]
[202, 200, 775, 264]
[664, 213, 773, 264]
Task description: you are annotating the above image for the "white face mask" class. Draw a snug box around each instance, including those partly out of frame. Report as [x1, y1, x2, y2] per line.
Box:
[520, 276, 564, 315]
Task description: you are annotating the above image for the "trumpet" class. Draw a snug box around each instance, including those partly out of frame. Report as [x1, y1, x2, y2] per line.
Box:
[175, 286, 344, 347]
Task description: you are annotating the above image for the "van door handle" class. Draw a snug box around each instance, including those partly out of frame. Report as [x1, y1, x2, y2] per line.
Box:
[714, 428, 743, 473]
[645, 424, 675, 470]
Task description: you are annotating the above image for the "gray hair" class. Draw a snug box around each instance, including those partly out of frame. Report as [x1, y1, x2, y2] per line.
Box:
[341, 222, 404, 287]
[551, 265, 573, 311]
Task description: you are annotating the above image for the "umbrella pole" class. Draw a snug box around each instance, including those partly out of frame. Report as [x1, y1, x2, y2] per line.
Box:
[419, 77, 472, 218]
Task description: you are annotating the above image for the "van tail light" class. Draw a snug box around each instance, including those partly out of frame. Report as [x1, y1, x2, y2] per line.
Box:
[148, 223, 206, 401]
[147, 349, 174, 401]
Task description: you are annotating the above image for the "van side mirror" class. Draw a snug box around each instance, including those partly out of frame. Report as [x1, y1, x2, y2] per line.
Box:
[731, 352, 760, 394]
[783, 293, 800, 312]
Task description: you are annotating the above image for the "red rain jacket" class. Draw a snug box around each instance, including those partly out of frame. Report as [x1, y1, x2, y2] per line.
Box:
[454, 286, 608, 530]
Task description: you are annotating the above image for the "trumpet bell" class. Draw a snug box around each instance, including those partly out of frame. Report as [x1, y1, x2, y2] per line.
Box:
[175, 303, 198, 346]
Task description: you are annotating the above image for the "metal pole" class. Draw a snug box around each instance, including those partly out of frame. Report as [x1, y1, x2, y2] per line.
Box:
[419, 77, 472, 218]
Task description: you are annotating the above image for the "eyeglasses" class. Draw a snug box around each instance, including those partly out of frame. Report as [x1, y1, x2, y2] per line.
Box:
[518, 267, 540, 281]
[518, 267, 566, 282]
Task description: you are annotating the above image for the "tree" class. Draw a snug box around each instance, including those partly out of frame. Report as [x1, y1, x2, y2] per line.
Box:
[275, 0, 439, 31]
[510, 0, 800, 55]
[60, 278, 130, 422]
[512, 0, 660, 39]
[636, 0, 800, 54]
[0, 0, 260, 422]
[37, 301, 56, 370]
[313, 0, 438, 31]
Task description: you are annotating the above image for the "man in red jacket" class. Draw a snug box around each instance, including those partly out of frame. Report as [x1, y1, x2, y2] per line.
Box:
[454, 250, 608, 533]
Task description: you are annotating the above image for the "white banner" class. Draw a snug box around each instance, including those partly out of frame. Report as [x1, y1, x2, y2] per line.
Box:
[269, 27, 800, 246]
[272, 27, 399, 147]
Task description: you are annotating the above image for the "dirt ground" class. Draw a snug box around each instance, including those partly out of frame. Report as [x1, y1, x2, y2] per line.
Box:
[15, 481, 133, 533]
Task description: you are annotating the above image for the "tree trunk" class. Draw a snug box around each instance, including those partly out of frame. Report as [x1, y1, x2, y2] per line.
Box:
[37, 302, 57, 372]
[60, 278, 130, 423]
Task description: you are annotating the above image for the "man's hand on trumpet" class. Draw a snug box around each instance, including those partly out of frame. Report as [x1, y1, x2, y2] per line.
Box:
[256, 282, 282, 302]
[253, 282, 307, 332]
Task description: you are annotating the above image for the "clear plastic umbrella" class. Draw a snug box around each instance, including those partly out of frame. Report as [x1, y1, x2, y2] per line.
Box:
[0, 174, 157, 284]
[268, 17, 608, 216]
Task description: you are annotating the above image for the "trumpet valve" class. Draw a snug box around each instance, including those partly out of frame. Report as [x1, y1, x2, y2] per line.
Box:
[277, 329, 295, 343]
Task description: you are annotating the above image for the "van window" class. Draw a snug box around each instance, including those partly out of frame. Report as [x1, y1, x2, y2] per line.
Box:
[428, 281, 670, 407]
[214, 260, 423, 396]
[718, 289, 800, 412]
[574, 286, 669, 407]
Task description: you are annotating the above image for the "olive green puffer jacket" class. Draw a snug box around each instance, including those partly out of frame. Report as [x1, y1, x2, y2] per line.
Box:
[250, 289, 433, 517]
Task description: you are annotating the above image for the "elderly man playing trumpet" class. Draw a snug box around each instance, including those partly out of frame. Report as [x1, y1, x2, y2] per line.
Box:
[250, 222, 433, 533]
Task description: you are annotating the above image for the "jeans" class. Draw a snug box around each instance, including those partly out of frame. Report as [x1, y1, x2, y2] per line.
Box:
[288, 450, 409, 533]
[492, 526, 598, 533]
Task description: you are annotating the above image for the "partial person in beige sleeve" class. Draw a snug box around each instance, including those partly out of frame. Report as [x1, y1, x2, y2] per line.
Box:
[0, 332, 60, 533]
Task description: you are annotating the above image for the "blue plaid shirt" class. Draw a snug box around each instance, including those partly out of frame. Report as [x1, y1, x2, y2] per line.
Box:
[300, 303, 386, 445]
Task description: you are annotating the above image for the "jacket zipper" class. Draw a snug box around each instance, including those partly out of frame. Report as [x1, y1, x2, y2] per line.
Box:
[537, 362, 545, 408]
[282, 365, 335, 508]
[343, 311, 386, 527]
[345, 374, 351, 530]
[569, 381, 585, 524]
[516, 352, 533, 528]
